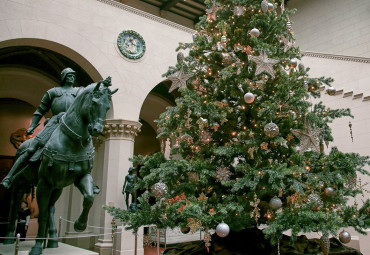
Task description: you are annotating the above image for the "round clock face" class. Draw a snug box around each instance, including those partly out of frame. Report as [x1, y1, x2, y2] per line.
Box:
[117, 30, 146, 60]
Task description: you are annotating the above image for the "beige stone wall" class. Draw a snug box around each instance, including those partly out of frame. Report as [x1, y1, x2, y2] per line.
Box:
[304, 54, 370, 254]
[290, 0, 370, 58]
[0, 0, 192, 121]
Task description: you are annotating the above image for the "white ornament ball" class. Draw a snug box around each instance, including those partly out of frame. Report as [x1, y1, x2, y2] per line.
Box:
[250, 28, 260, 37]
[268, 3, 274, 11]
[327, 87, 336, 96]
[264, 122, 279, 138]
[244, 92, 255, 104]
[339, 230, 351, 244]
[216, 222, 230, 238]
[151, 182, 168, 198]
[269, 197, 282, 210]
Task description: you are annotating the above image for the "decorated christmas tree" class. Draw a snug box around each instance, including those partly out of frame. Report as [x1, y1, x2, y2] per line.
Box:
[106, 0, 370, 253]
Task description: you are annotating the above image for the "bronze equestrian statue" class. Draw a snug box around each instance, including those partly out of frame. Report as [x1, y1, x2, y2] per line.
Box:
[2, 68, 82, 188]
[1, 70, 117, 255]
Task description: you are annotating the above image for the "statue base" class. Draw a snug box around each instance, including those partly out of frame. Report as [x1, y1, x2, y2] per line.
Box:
[0, 241, 98, 255]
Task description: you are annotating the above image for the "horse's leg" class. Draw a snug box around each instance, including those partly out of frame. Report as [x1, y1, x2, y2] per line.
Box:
[3, 185, 27, 244]
[46, 189, 63, 248]
[29, 178, 52, 255]
[74, 173, 94, 232]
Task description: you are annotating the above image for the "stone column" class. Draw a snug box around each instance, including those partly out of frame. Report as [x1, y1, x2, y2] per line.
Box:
[95, 119, 143, 255]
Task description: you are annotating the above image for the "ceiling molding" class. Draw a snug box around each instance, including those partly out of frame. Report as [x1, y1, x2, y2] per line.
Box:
[97, 0, 196, 33]
[302, 51, 370, 64]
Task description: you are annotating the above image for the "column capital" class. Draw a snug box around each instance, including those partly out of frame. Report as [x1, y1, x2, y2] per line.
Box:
[103, 119, 142, 141]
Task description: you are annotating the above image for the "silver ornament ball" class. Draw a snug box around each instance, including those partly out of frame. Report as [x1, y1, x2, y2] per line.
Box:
[327, 86, 336, 96]
[289, 58, 298, 68]
[250, 28, 260, 37]
[324, 187, 336, 197]
[269, 197, 282, 210]
[267, 3, 274, 10]
[339, 230, 351, 244]
[264, 122, 279, 138]
[151, 182, 168, 198]
[244, 92, 255, 104]
[216, 222, 230, 238]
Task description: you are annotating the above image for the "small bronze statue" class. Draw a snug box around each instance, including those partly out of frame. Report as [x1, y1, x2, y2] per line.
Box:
[122, 167, 138, 209]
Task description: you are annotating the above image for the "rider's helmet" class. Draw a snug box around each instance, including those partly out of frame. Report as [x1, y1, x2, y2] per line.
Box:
[60, 68, 76, 85]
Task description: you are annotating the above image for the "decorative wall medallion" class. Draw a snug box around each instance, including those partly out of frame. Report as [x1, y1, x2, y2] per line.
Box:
[117, 30, 146, 60]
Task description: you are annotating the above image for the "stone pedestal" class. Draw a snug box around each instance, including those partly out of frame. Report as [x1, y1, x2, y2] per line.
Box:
[94, 119, 143, 255]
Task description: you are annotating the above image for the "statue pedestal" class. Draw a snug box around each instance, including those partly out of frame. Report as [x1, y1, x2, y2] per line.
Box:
[0, 241, 98, 255]
[95, 238, 113, 255]
[63, 231, 96, 251]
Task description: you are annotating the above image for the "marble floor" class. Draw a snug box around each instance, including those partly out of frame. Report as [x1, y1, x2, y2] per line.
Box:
[0, 241, 98, 255]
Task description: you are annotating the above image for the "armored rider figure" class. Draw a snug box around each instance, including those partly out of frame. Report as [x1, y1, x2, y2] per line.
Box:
[1, 68, 90, 189]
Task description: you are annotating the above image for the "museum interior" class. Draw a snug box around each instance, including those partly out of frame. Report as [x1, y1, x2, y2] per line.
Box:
[0, 0, 369, 255]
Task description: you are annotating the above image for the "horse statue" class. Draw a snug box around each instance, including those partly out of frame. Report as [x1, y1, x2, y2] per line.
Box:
[3, 78, 117, 255]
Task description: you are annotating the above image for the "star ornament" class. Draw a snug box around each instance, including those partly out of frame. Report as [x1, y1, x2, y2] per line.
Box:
[167, 67, 193, 93]
[249, 51, 279, 79]
[206, 1, 220, 21]
[291, 121, 322, 154]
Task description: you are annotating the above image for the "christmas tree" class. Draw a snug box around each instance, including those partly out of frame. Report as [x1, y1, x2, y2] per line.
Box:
[106, 0, 370, 253]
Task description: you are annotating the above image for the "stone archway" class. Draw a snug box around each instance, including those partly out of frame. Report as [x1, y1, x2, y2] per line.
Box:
[136, 81, 178, 157]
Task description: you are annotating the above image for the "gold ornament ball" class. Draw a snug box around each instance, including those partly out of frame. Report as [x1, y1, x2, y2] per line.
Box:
[327, 87, 336, 96]
[244, 92, 255, 104]
[264, 122, 279, 138]
[324, 187, 336, 197]
[151, 182, 168, 198]
[339, 230, 351, 244]
[216, 222, 230, 238]
[250, 28, 260, 37]
[180, 227, 190, 234]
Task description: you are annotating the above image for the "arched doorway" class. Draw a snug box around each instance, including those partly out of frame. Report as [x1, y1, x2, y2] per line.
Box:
[136, 80, 179, 157]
